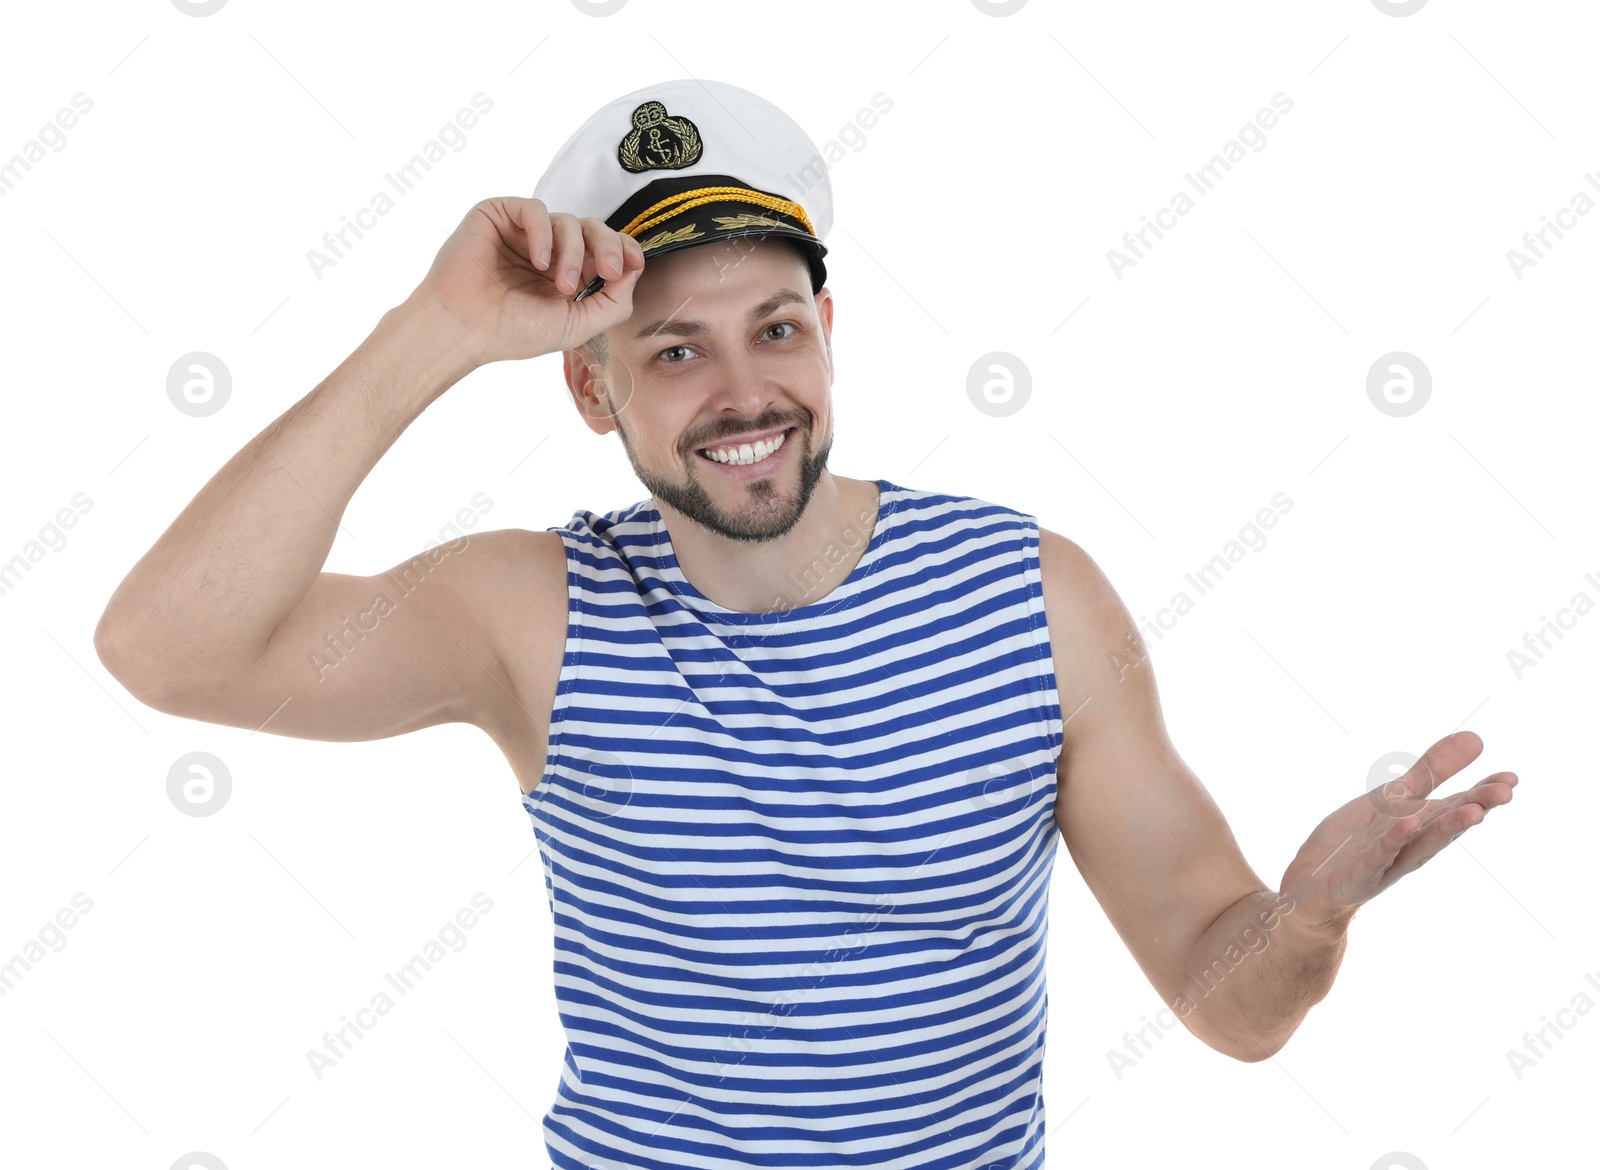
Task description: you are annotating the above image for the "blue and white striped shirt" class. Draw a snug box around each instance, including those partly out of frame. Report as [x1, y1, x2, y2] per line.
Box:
[520, 479, 1063, 1169]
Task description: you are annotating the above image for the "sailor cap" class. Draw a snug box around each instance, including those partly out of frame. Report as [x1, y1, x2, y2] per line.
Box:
[531, 78, 832, 300]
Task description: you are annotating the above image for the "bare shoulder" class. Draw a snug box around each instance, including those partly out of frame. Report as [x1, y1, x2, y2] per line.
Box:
[1034, 526, 1136, 719]
[457, 526, 568, 613]
[1035, 525, 1112, 607]
[450, 526, 571, 790]
[455, 525, 570, 687]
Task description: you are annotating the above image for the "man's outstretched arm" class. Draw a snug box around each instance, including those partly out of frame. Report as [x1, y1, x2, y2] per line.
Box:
[1037, 529, 1517, 1062]
[1175, 726, 1516, 1059]
[1168, 888, 1345, 1061]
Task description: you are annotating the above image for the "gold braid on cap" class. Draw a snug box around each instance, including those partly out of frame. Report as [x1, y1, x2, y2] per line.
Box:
[618, 186, 815, 238]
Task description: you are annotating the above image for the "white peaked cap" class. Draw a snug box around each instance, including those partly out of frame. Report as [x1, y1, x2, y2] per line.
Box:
[532, 78, 833, 296]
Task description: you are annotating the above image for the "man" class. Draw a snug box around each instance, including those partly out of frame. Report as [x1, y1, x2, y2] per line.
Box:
[94, 79, 1518, 1170]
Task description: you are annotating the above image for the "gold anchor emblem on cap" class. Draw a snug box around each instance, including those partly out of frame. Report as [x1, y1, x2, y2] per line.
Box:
[616, 100, 703, 173]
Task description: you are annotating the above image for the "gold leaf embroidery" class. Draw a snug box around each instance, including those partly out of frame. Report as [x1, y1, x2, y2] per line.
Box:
[638, 223, 704, 252]
[710, 214, 791, 232]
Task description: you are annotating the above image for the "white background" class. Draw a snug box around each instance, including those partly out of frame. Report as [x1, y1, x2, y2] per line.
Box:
[0, 1, 1592, 1168]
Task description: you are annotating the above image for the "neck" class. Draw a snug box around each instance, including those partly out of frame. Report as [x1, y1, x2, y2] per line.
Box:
[662, 474, 881, 614]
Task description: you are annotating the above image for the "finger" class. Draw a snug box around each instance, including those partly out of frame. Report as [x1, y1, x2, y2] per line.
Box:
[1398, 729, 1486, 801]
[573, 215, 633, 289]
[516, 197, 553, 269]
[620, 231, 645, 272]
[1461, 772, 1518, 809]
[581, 239, 646, 309]
[1414, 772, 1517, 833]
[549, 213, 587, 295]
[576, 216, 625, 281]
[1444, 772, 1517, 816]
[1384, 801, 1487, 885]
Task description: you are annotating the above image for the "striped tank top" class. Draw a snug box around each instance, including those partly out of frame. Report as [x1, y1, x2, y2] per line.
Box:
[519, 479, 1063, 1169]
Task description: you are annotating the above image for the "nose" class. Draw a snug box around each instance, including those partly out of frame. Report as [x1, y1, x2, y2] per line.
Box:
[705, 344, 778, 420]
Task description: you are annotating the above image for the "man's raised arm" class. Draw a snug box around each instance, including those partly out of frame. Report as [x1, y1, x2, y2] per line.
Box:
[93, 197, 645, 741]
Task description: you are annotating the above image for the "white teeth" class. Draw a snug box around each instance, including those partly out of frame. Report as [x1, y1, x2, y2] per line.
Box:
[701, 429, 788, 466]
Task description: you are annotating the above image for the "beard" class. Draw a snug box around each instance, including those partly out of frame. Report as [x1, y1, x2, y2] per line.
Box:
[613, 410, 832, 543]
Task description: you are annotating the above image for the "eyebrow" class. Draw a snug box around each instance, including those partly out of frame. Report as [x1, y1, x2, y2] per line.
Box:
[632, 290, 807, 342]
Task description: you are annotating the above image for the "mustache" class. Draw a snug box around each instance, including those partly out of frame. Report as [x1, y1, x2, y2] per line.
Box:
[688, 420, 804, 450]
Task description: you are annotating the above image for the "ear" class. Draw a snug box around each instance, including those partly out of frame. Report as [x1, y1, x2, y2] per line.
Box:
[815, 287, 835, 385]
[562, 346, 619, 436]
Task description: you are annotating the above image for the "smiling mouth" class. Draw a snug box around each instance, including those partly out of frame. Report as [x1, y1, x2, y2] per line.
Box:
[696, 426, 796, 467]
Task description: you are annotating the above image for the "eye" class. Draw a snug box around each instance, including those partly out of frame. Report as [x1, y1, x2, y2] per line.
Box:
[652, 322, 799, 365]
